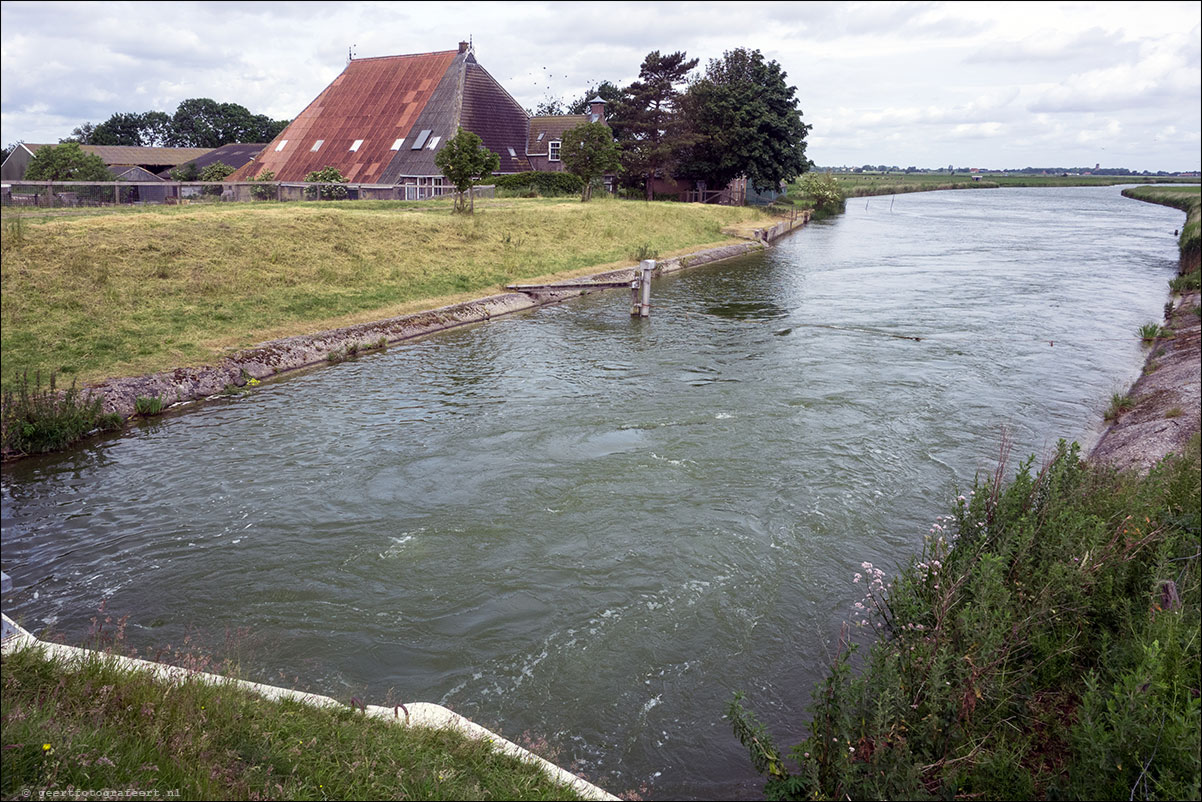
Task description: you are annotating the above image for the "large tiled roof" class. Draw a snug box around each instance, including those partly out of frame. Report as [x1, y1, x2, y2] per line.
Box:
[526, 115, 589, 155]
[232, 50, 461, 183]
[232, 48, 534, 184]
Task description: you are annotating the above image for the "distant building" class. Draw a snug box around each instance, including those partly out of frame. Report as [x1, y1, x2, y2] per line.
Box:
[2, 143, 213, 181]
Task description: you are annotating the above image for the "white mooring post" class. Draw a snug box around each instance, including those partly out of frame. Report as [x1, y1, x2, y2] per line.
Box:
[633, 259, 654, 317]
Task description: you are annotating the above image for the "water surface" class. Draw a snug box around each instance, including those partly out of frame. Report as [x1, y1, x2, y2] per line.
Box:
[1, 186, 1184, 799]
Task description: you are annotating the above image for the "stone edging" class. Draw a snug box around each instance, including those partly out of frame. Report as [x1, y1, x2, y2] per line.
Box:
[84, 233, 798, 421]
[1, 614, 618, 801]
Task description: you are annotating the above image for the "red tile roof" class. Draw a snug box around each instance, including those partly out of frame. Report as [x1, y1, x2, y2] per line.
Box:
[231, 50, 459, 183]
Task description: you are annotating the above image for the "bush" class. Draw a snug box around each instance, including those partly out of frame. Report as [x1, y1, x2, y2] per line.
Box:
[492, 171, 583, 196]
[304, 166, 348, 200]
[249, 169, 277, 201]
[1, 372, 122, 456]
[730, 439, 1202, 800]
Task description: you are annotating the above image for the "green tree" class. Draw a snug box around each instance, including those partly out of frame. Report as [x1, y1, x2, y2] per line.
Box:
[676, 48, 811, 193]
[249, 169, 277, 201]
[612, 51, 697, 200]
[433, 127, 500, 214]
[566, 81, 623, 115]
[167, 99, 289, 148]
[24, 142, 113, 181]
[303, 166, 348, 200]
[198, 161, 236, 196]
[560, 122, 620, 201]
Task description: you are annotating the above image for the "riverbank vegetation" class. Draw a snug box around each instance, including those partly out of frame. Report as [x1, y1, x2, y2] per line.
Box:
[1, 644, 587, 801]
[818, 171, 1197, 200]
[1121, 185, 1201, 279]
[730, 437, 1201, 800]
[0, 197, 772, 390]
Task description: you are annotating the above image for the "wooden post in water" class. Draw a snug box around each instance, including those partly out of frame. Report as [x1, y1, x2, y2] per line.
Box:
[631, 259, 654, 317]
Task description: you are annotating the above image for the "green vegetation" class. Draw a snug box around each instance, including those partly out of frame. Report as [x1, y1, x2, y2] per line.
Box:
[1139, 322, 1168, 344]
[134, 395, 164, 416]
[561, 121, 622, 202]
[1, 645, 586, 801]
[808, 172, 1198, 201]
[1121, 185, 1201, 276]
[24, 142, 114, 182]
[303, 167, 349, 200]
[731, 438, 1201, 800]
[0, 371, 122, 456]
[69, 98, 288, 149]
[493, 171, 584, 197]
[1105, 392, 1137, 421]
[0, 198, 770, 388]
[793, 173, 846, 219]
[434, 127, 501, 213]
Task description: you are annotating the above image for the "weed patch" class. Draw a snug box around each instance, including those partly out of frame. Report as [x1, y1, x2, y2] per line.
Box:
[1, 371, 122, 456]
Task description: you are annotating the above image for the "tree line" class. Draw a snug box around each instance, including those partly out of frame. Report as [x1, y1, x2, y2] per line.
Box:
[537, 46, 812, 200]
[64, 98, 290, 149]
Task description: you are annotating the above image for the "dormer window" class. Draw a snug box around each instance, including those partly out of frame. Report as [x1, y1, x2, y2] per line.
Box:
[548, 140, 561, 162]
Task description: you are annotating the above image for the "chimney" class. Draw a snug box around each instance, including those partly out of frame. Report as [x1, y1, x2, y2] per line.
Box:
[458, 41, 469, 54]
[588, 96, 606, 124]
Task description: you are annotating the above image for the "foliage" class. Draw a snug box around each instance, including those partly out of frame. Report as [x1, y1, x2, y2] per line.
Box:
[68, 102, 287, 149]
[1, 645, 588, 800]
[560, 122, 621, 201]
[303, 167, 349, 200]
[249, 169, 278, 201]
[730, 439, 1202, 800]
[24, 142, 114, 182]
[134, 396, 164, 416]
[566, 81, 623, 115]
[1138, 322, 1168, 344]
[610, 50, 697, 200]
[1105, 393, 1136, 420]
[492, 171, 583, 196]
[198, 161, 237, 196]
[1, 371, 122, 456]
[676, 48, 811, 193]
[169, 162, 201, 182]
[433, 126, 500, 213]
[796, 172, 846, 218]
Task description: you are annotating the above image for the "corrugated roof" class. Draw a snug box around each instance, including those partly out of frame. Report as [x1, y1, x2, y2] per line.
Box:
[231, 50, 460, 183]
[160, 143, 266, 178]
[23, 144, 213, 168]
[526, 115, 589, 155]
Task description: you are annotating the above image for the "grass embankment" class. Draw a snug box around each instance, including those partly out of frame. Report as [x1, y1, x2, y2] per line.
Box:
[731, 437, 1201, 800]
[1, 645, 586, 801]
[0, 197, 771, 389]
[1121, 185, 1201, 278]
[799, 172, 1198, 200]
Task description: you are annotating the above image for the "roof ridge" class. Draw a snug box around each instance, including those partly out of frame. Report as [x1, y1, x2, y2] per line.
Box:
[350, 50, 458, 62]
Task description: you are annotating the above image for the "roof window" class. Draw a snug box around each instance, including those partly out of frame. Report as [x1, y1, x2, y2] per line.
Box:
[537, 132, 545, 141]
[310, 140, 324, 152]
[508, 147, 516, 157]
[391, 138, 405, 150]
[426, 136, 441, 150]
[411, 130, 432, 150]
[274, 140, 288, 152]
[350, 139, 363, 152]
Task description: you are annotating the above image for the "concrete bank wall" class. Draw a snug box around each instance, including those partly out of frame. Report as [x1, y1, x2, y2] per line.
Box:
[84, 222, 805, 422]
[1, 614, 619, 801]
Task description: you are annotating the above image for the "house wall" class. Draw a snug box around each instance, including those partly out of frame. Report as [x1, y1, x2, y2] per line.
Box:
[1, 146, 36, 181]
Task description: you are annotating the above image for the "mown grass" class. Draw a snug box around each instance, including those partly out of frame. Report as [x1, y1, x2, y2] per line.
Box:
[0, 197, 771, 389]
[1, 644, 588, 801]
[731, 436, 1201, 800]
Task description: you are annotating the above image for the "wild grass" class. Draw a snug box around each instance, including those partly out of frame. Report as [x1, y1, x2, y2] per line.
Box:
[0, 197, 769, 389]
[1122, 185, 1201, 273]
[730, 437, 1201, 800]
[134, 395, 164, 416]
[1, 644, 587, 801]
[1138, 322, 1168, 344]
[0, 371, 122, 456]
[1105, 392, 1137, 420]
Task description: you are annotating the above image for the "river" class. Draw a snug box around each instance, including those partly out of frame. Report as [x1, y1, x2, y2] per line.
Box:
[0, 186, 1184, 799]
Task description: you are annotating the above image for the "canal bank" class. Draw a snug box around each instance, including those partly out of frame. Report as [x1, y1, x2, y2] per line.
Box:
[43, 215, 807, 436]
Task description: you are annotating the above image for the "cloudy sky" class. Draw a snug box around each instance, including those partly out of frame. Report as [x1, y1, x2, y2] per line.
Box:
[2, 1, 1199, 171]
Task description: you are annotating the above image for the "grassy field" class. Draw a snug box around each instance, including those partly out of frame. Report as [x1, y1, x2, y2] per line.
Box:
[791, 171, 1199, 200]
[1, 644, 589, 801]
[0, 197, 772, 389]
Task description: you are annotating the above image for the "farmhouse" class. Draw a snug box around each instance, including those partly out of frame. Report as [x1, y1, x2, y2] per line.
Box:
[231, 42, 544, 197]
[1, 143, 213, 181]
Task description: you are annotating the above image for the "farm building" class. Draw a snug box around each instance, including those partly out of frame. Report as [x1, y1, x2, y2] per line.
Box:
[230, 43, 601, 197]
[1, 143, 213, 181]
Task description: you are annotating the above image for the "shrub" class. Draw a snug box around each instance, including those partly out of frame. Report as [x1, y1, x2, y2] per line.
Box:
[1, 371, 122, 456]
[249, 169, 277, 201]
[1138, 322, 1167, 344]
[134, 396, 164, 416]
[1105, 392, 1136, 420]
[492, 171, 583, 196]
[730, 439, 1201, 800]
[304, 166, 348, 200]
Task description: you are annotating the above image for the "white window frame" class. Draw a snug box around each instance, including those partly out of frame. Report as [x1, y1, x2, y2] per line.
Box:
[548, 140, 561, 162]
[274, 140, 288, 152]
[310, 140, 324, 152]
[350, 139, 363, 152]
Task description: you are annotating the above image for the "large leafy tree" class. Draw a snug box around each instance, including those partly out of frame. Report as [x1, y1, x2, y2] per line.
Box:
[24, 142, 113, 181]
[67, 102, 287, 148]
[676, 48, 811, 194]
[560, 122, 621, 202]
[434, 127, 500, 214]
[566, 81, 623, 115]
[612, 51, 697, 200]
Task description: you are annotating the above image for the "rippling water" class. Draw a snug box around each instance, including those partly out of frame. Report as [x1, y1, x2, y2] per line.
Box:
[0, 186, 1184, 798]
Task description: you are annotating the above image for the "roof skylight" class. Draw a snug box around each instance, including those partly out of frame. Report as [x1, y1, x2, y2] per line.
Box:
[310, 140, 324, 152]
[274, 140, 288, 152]
[426, 136, 441, 150]
[391, 138, 404, 150]
[411, 130, 432, 150]
[350, 139, 363, 152]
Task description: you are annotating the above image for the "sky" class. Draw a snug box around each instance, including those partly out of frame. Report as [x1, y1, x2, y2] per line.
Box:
[1, 1, 1199, 172]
